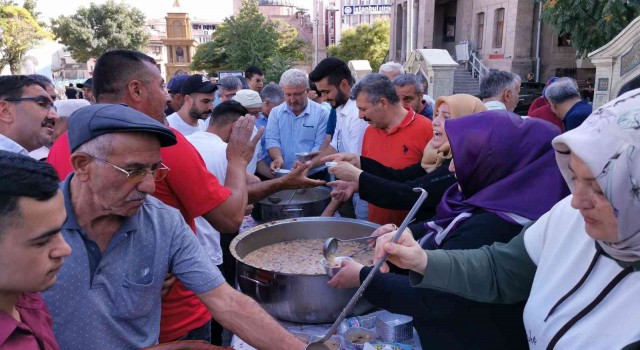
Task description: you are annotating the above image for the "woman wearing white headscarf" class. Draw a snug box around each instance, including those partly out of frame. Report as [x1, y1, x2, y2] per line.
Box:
[373, 88, 640, 349]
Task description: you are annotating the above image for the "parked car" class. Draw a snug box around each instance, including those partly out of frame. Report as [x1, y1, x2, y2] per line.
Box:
[515, 82, 545, 115]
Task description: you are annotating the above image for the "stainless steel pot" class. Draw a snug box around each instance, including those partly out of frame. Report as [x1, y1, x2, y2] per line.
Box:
[251, 187, 331, 222]
[231, 217, 379, 324]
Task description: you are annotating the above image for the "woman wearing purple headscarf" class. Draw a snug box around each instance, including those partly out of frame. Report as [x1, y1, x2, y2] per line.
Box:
[375, 89, 640, 349]
[329, 110, 569, 349]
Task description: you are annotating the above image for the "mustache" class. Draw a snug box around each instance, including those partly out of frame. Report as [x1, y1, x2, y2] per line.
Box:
[41, 118, 55, 128]
[126, 191, 147, 202]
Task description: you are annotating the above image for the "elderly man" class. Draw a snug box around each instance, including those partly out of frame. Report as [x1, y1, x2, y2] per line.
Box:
[245, 66, 265, 92]
[166, 74, 216, 136]
[479, 69, 521, 112]
[165, 74, 189, 116]
[346, 73, 433, 226]
[545, 77, 592, 131]
[46, 49, 251, 343]
[378, 62, 405, 81]
[393, 74, 434, 119]
[217, 76, 243, 103]
[0, 75, 59, 155]
[41, 104, 305, 350]
[266, 68, 329, 179]
[0, 151, 72, 350]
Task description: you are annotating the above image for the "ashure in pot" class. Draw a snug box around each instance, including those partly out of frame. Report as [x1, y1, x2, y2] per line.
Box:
[231, 217, 378, 323]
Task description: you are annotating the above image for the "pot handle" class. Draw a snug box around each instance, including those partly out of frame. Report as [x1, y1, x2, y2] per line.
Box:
[239, 275, 272, 288]
[283, 207, 304, 219]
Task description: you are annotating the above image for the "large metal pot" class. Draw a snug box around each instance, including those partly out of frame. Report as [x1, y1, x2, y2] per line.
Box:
[251, 187, 331, 222]
[231, 217, 379, 324]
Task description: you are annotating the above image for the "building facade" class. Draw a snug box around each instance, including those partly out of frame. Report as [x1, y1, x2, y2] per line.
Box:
[389, 0, 595, 82]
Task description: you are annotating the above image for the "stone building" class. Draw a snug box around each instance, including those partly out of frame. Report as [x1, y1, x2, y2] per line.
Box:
[389, 0, 595, 82]
[162, 2, 198, 80]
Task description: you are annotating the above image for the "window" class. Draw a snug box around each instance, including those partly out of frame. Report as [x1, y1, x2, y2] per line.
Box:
[558, 33, 571, 47]
[493, 8, 504, 49]
[476, 12, 484, 49]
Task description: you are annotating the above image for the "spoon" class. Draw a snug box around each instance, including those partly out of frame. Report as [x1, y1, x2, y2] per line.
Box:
[305, 188, 428, 350]
[322, 236, 377, 260]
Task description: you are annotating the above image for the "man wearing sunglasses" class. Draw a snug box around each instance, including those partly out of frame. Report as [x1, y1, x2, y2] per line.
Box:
[0, 75, 59, 155]
[41, 103, 305, 350]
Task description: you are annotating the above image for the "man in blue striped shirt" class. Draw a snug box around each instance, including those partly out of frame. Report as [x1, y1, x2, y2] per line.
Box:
[265, 69, 329, 177]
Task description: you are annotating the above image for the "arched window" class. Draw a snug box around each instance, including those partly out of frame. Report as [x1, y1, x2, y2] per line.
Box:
[176, 47, 184, 63]
[493, 8, 504, 48]
[172, 20, 184, 37]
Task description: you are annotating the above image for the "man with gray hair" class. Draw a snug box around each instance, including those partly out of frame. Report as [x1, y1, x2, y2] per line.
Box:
[265, 68, 329, 179]
[379, 62, 405, 81]
[393, 73, 434, 119]
[217, 76, 243, 103]
[338, 73, 432, 226]
[255, 83, 284, 178]
[479, 69, 521, 112]
[545, 77, 592, 131]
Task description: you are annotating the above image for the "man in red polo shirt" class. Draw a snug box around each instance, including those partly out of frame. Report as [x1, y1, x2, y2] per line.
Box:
[351, 73, 433, 225]
[0, 151, 71, 350]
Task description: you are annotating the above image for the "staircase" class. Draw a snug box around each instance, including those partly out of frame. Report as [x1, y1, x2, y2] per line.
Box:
[453, 65, 481, 96]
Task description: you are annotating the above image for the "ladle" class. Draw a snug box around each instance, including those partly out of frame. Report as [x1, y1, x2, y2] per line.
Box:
[304, 188, 428, 350]
[322, 236, 377, 260]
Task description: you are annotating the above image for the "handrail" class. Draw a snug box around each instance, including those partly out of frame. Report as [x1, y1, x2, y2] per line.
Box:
[468, 48, 489, 83]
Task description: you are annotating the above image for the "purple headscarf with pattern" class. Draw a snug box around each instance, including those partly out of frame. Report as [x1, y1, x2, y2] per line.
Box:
[422, 110, 570, 248]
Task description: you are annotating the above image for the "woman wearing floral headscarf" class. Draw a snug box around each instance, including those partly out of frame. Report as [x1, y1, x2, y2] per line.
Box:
[375, 88, 640, 349]
[329, 110, 569, 349]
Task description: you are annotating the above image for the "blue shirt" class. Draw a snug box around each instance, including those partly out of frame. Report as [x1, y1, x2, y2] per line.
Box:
[256, 113, 271, 164]
[42, 175, 225, 350]
[563, 99, 592, 131]
[265, 99, 329, 171]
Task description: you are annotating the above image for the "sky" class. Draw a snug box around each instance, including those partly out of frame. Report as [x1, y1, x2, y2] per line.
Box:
[37, 0, 235, 22]
[36, 0, 313, 23]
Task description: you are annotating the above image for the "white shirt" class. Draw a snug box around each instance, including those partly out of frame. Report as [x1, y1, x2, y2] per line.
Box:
[0, 134, 28, 155]
[330, 99, 369, 155]
[522, 196, 640, 349]
[166, 112, 206, 136]
[186, 131, 229, 265]
[484, 100, 507, 110]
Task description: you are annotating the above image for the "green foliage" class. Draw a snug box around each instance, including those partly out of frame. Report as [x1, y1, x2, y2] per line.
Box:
[541, 0, 640, 56]
[190, 0, 309, 82]
[327, 19, 390, 72]
[51, 0, 148, 62]
[0, 4, 51, 74]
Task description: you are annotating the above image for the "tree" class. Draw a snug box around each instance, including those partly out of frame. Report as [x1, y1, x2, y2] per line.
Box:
[327, 19, 390, 72]
[0, 5, 51, 74]
[542, 0, 640, 56]
[191, 0, 309, 82]
[51, 0, 148, 63]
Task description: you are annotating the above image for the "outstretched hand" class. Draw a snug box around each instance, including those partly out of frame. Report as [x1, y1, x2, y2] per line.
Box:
[321, 152, 360, 168]
[281, 161, 326, 189]
[227, 115, 262, 165]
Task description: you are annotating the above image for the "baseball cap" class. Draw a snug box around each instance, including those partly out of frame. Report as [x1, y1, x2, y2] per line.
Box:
[68, 104, 177, 152]
[167, 74, 189, 94]
[232, 89, 263, 108]
[76, 78, 92, 89]
[181, 74, 217, 95]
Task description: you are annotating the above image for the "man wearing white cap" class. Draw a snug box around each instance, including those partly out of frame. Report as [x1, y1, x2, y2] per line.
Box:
[232, 89, 264, 175]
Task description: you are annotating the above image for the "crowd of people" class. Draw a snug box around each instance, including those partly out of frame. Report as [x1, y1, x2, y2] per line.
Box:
[0, 47, 637, 350]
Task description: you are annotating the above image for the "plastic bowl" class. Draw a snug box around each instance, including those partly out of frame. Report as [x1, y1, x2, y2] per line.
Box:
[320, 256, 353, 277]
[343, 327, 377, 350]
[296, 152, 313, 162]
[274, 169, 291, 178]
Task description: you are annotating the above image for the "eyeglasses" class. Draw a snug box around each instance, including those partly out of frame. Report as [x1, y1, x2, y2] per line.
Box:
[87, 154, 170, 182]
[4, 96, 57, 112]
